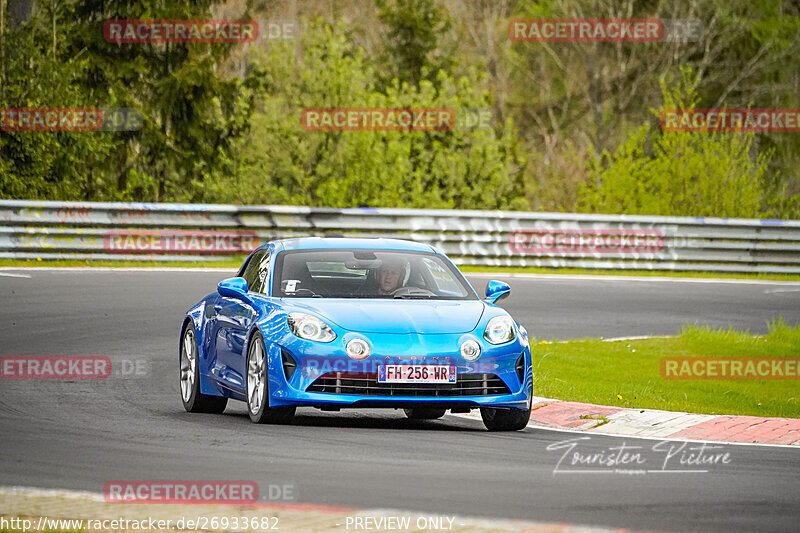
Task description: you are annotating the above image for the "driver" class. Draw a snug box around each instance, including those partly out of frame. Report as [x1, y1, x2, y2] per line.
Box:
[377, 258, 405, 295]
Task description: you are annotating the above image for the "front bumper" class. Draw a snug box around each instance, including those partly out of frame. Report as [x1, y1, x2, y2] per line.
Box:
[266, 331, 533, 410]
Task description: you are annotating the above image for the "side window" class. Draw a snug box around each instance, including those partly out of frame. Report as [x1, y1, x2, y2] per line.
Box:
[253, 252, 271, 294]
[241, 250, 270, 294]
[243, 250, 271, 294]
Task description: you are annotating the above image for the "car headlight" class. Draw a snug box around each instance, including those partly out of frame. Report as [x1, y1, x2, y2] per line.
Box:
[346, 338, 371, 360]
[483, 316, 515, 344]
[287, 313, 336, 342]
[460, 339, 481, 361]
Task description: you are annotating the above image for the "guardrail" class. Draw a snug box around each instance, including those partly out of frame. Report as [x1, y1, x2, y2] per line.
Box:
[1, 199, 799, 273]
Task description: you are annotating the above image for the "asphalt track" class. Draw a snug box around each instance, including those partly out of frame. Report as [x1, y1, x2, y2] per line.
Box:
[1, 270, 799, 532]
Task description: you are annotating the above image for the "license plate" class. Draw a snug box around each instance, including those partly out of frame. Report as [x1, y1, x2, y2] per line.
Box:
[378, 365, 456, 384]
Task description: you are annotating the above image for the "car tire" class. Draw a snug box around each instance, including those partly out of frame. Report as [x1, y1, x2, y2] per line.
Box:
[403, 408, 447, 420]
[247, 331, 296, 424]
[480, 406, 531, 431]
[180, 322, 228, 414]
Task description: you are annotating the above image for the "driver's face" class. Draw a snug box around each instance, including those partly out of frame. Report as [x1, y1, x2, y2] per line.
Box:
[378, 265, 403, 293]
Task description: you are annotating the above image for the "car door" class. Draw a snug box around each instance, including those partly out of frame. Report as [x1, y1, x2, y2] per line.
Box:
[213, 250, 270, 392]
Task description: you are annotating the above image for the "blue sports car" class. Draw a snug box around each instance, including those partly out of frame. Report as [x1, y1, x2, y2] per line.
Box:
[179, 237, 533, 431]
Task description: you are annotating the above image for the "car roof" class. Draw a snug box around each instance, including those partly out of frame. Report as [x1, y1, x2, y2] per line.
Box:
[266, 237, 436, 254]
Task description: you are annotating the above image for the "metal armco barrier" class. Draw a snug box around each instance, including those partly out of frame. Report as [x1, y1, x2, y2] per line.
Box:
[1, 199, 799, 273]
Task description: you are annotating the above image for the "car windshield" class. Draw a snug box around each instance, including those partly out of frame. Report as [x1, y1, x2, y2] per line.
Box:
[273, 249, 476, 300]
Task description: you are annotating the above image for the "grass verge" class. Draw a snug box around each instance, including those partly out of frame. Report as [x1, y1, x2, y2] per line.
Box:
[0, 258, 244, 269]
[532, 319, 800, 418]
[460, 265, 800, 282]
[2, 259, 799, 282]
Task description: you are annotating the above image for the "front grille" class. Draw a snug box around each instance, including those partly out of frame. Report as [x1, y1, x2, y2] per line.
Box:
[306, 372, 511, 397]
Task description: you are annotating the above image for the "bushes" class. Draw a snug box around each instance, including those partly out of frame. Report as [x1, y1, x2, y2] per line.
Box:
[200, 19, 527, 210]
[578, 72, 770, 218]
[2, 1, 798, 218]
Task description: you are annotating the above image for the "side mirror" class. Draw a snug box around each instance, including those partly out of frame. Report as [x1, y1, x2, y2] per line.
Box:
[217, 277, 252, 304]
[484, 280, 511, 304]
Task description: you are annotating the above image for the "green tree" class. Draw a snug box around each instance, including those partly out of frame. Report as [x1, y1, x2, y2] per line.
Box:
[498, 0, 800, 216]
[1, 0, 260, 202]
[0, 1, 115, 200]
[578, 70, 768, 218]
[375, 0, 454, 89]
[200, 18, 527, 211]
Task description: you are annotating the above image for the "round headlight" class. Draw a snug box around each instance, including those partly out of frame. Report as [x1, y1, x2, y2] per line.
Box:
[300, 321, 320, 338]
[346, 338, 371, 360]
[287, 313, 336, 343]
[460, 339, 481, 361]
[483, 316, 515, 344]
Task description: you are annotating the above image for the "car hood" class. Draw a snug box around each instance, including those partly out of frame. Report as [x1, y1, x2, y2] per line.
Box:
[286, 299, 486, 334]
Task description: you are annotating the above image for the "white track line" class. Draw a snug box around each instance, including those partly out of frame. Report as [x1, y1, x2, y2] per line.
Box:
[552, 335, 671, 344]
[600, 335, 673, 342]
[764, 288, 800, 294]
[0, 272, 31, 278]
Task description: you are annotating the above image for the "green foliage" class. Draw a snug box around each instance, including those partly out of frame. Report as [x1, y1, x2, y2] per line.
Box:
[0, 3, 116, 200]
[200, 19, 527, 210]
[507, 0, 800, 218]
[579, 70, 768, 217]
[1, 0, 798, 219]
[1, 0, 260, 202]
[375, 0, 454, 89]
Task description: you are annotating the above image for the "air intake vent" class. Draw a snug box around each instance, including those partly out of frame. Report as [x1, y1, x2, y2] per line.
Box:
[281, 349, 297, 379]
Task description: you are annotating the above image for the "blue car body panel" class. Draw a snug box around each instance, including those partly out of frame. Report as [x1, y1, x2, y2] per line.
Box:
[181, 238, 533, 411]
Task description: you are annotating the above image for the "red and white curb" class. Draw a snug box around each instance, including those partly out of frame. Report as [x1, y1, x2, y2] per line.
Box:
[0, 486, 640, 532]
[458, 396, 800, 447]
